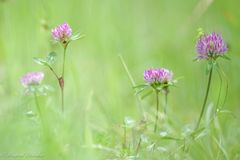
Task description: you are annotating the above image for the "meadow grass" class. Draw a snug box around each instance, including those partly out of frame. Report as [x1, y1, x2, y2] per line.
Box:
[0, 0, 240, 159]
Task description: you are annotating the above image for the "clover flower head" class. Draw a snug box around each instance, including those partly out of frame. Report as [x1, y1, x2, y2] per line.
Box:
[51, 22, 72, 42]
[144, 68, 173, 85]
[196, 32, 228, 60]
[21, 72, 44, 88]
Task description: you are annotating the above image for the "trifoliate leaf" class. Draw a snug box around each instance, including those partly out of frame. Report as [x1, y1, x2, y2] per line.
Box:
[46, 52, 57, 64]
[33, 57, 48, 66]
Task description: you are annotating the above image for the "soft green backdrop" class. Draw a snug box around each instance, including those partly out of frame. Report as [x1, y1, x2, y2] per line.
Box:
[0, 0, 239, 159]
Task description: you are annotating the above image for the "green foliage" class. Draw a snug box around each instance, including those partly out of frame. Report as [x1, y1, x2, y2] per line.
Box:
[33, 52, 57, 66]
[0, 0, 239, 160]
[46, 52, 57, 64]
[24, 84, 52, 95]
[70, 32, 85, 41]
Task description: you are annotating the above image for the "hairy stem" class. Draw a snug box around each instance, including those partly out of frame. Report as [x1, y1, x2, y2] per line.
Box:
[154, 90, 159, 133]
[195, 65, 213, 129]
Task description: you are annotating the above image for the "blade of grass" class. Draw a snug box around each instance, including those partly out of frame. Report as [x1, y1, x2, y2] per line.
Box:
[118, 54, 146, 119]
[213, 136, 229, 160]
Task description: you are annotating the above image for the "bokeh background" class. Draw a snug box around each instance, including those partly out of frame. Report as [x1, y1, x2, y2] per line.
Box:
[0, 0, 239, 159]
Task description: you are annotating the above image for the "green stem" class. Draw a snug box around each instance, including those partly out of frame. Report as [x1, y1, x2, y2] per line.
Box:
[62, 46, 67, 78]
[123, 124, 127, 149]
[135, 136, 142, 156]
[195, 65, 213, 129]
[47, 65, 59, 80]
[61, 88, 64, 112]
[215, 68, 222, 111]
[61, 45, 67, 112]
[154, 90, 159, 133]
[217, 65, 229, 109]
[34, 93, 43, 123]
[164, 92, 168, 115]
[47, 64, 64, 112]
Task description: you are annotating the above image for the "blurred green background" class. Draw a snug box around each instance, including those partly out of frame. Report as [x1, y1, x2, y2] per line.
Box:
[0, 0, 239, 159]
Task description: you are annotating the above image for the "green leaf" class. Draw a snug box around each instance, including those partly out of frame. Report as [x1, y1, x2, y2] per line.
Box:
[71, 32, 85, 41]
[33, 57, 48, 66]
[36, 84, 53, 95]
[221, 55, 230, 60]
[190, 127, 205, 138]
[133, 84, 149, 89]
[135, 87, 146, 95]
[217, 109, 236, 118]
[141, 89, 153, 99]
[213, 137, 229, 160]
[147, 143, 156, 152]
[193, 57, 199, 62]
[46, 52, 57, 64]
[197, 28, 204, 38]
[161, 83, 170, 88]
[160, 136, 183, 141]
[156, 84, 169, 91]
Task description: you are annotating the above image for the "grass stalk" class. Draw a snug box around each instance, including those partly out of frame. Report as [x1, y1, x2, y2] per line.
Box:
[118, 54, 146, 119]
[195, 64, 213, 129]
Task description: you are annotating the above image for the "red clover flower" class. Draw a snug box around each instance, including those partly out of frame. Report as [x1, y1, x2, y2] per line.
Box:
[21, 72, 44, 88]
[51, 22, 72, 43]
[196, 32, 228, 60]
[144, 68, 173, 86]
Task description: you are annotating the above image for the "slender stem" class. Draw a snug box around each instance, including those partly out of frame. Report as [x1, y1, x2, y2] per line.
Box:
[61, 88, 64, 112]
[62, 47, 67, 78]
[60, 45, 67, 112]
[47, 63, 64, 112]
[164, 92, 168, 115]
[62, 46, 67, 78]
[154, 90, 159, 132]
[135, 136, 142, 156]
[123, 124, 127, 149]
[47, 65, 59, 80]
[34, 92, 43, 123]
[118, 54, 145, 119]
[217, 64, 229, 109]
[215, 68, 222, 110]
[195, 65, 213, 129]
